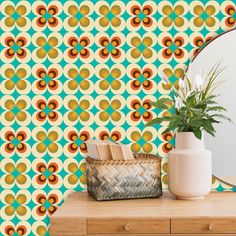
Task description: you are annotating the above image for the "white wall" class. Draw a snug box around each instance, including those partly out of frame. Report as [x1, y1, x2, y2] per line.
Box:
[191, 30, 236, 178]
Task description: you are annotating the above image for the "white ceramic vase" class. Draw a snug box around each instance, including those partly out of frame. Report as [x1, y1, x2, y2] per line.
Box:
[168, 132, 212, 200]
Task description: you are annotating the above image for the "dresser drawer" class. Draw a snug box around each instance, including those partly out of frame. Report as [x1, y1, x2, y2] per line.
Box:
[172, 218, 236, 234]
[87, 218, 170, 234]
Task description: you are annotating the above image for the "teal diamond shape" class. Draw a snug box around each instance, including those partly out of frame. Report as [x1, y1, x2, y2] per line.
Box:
[138, 137, 146, 147]
[137, 74, 146, 83]
[11, 200, 20, 209]
[105, 105, 114, 114]
[43, 75, 52, 84]
[42, 168, 51, 179]
[105, 11, 114, 21]
[43, 106, 51, 115]
[137, 43, 146, 52]
[11, 43, 20, 52]
[137, 106, 146, 115]
[42, 11, 52, 21]
[137, 11, 146, 21]
[43, 200, 52, 209]
[75, 11, 83, 20]
[11, 105, 20, 115]
[169, 11, 178, 20]
[11, 11, 20, 20]
[200, 11, 209, 20]
[11, 137, 20, 147]
[43, 43, 52, 52]
[169, 43, 178, 52]
[11, 74, 21, 84]
[43, 137, 52, 146]
[105, 43, 115, 53]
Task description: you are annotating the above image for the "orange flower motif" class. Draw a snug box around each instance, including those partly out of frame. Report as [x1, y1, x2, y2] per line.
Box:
[1, 127, 31, 158]
[32, 95, 62, 126]
[64, 32, 94, 63]
[1, 33, 31, 63]
[35, 193, 58, 216]
[158, 33, 188, 63]
[95, 33, 125, 63]
[130, 99, 153, 123]
[64, 127, 93, 158]
[127, 1, 156, 31]
[127, 64, 157, 94]
[4, 224, 28, 236]
[32, 1, 62, 31]
[189, 32, 214, 58]
[32, 64, 63, 94]
[221, 2, 236, 29]
[35, 161, 59, 187]
[99, 36, 122, 59]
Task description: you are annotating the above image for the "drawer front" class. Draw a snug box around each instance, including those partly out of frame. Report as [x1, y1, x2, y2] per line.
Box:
[50, 217, 86, 236]
[172, 218, 236, 234]
[88, 218, 170, 234]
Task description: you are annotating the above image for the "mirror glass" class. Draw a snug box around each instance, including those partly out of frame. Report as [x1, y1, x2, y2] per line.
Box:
[191, 29, 236, 187]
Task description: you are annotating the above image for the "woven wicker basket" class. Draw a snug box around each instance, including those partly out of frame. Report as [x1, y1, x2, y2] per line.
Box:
[86, 153, 162, 201]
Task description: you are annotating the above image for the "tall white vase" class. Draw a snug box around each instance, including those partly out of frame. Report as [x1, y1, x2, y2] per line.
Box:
[168, 132, 212, 200]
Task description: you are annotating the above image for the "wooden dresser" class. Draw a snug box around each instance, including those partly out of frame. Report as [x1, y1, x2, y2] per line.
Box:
[50, 192, 236, 236]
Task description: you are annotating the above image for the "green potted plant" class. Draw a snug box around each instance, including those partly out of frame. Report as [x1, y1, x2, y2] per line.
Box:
[147, 64, 232, 199]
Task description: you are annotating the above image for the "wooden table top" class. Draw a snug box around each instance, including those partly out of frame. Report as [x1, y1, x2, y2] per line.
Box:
[51, 191, 236, 219]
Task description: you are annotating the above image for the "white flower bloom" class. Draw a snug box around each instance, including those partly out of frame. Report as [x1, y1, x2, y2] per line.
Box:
[194, 74, 204, 90]
[178, 78, 186, 90]
[174, 96, 184, 110]
[186, 62, 192, 77]
[160, 71, 169, 84]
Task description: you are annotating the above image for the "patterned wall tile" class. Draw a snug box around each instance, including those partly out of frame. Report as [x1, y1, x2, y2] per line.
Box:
[0, 0, 235, 234]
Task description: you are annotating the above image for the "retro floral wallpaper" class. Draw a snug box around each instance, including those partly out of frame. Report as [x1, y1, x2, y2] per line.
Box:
[0, 0, 235, 235]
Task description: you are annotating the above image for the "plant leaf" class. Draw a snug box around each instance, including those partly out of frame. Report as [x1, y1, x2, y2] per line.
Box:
[146, 116, 171, 126]
[193, 128, 202, 140]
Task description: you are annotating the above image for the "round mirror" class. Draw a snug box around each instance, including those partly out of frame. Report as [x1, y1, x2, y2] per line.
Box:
[191, 29, 236, 187]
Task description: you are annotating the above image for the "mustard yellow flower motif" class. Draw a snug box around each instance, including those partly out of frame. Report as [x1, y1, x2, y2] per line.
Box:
[158, 1, 188, 31]
[127, 127, 156, 153]
[1, 190, 30, 220]
[190, 1, 220, 31]
[95, 64, 125, 94]
[1, 1, 31, 31]
[32, 32, 63, 63]
[32, 221, 48, 236]
[157, 64, 186, 94]
[95, 95, 125, 126]
[127, 32, 156, 63]
[1, 158, 30, 189]
[64, 159, 87, 188]
[32, 127, 63, 158]
[1, 95, 31, 126]
[64, 64, 94, 94]
[64, 95, 94, 126]
[0, 64, 31, 95]
[95, 1, 125, 31]
[64, 1, 94, 31]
